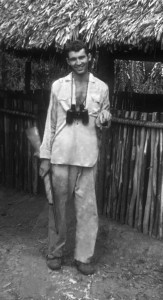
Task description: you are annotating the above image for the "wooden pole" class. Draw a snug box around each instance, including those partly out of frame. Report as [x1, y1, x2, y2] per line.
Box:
[128, 111, 139, 227]
[149, 125, 159, 236]
[115, 110, 125, 220]
[143, 113, 157, 235]
[120, 110, 133, 223]
[159, 132, 163, 238]
[108, 116, 119, 219]
[158, 113, 163, 238]
[125, 112, 136, 224]
[137, 115, 149, 232]
[135, 112, 147, 230]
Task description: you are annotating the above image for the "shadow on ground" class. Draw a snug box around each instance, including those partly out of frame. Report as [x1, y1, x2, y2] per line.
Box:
[0, 187, 163, 300]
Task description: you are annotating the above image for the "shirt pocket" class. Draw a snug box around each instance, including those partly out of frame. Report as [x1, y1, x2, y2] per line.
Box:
[57, 96, 71, 111]
[88, 94, 101, 114]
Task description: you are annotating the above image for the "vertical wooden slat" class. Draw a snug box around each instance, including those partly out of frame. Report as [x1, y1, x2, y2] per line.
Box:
[158, 113, 163, 238]
[143, 113, 157, 235]
[137, 116, 149, 232]
[149, 125, 159, 236]
[125, 119, 136, 224]
[120, 111, 132, 223]
[115, 110, 126, 220]
[135, 112, 147, 230]
[128, 111, 139, 227]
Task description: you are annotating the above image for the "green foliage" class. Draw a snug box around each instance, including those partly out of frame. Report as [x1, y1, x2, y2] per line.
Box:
[31, 57, 68, 90]
[115, 59, 163, 94]
[0, 51, 68, 91]
[0, 50, 25, 90]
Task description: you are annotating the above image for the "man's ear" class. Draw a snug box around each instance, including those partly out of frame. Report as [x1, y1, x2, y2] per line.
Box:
[88, 53, 92, 61]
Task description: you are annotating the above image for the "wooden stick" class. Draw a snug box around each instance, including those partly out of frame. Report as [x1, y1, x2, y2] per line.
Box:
[159, 134, 163, 238]
[137, 123, 149, 232]
[143, 113, 157, 235]
[125, 114, 136, 224]
[103, 126, 112, 215]
[153, 129, 163, 237]
[158, 113, 163, 238]
[109, 111, 121, 219]
[128, 111, 139, 227]
[149, 124, 159, 236]
[135, 112, 147, 231]
[116, 110, 126, 220]
[120, 111, 132, 223]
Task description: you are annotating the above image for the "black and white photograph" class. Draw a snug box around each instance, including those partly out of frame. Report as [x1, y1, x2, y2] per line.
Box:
[0, 1, 163, 299]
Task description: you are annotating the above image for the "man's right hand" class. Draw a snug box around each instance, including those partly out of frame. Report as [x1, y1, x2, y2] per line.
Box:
[39, 159, 50, 178]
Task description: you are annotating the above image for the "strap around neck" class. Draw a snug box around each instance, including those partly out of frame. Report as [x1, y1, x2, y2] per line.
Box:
[71, 72, 89, 107]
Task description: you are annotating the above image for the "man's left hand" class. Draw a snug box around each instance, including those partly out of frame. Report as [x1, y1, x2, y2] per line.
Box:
[96, 110, 112, 128]
[99, 110, 112, 125]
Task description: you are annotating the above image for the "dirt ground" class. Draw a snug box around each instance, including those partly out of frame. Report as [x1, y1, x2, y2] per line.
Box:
[0, 187, 163, 300]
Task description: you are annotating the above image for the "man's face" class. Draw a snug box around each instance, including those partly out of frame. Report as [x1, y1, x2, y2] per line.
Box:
[67, 48, 90, 75]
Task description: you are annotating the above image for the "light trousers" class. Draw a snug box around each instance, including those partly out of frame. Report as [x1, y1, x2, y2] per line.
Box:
[48, 164, 98, 263]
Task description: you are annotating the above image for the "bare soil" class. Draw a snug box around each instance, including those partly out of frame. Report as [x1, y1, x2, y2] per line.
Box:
[0, 187, 163, 300]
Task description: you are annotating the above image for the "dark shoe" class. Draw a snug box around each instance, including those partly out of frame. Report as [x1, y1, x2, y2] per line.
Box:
[46, 257, 62, 271]
[76, 261, 96, 275]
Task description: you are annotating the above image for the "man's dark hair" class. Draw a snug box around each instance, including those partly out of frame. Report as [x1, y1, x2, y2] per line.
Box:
[65, 40, 89, 57]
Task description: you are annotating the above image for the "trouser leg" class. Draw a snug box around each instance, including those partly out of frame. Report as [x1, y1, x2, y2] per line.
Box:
[48, 165, 77, 258]
[74, 166, 98, 263]
[48, 165, 68, 258]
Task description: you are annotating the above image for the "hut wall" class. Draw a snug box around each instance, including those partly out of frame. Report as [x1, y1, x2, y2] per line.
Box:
[97, 59, 163, 238]
[0, 90, 39, 194]
[99, 110, 163, 239]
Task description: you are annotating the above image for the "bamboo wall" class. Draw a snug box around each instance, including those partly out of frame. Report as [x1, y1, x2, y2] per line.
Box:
[0, 91, 39, 194]
[97, 110, 163, 238]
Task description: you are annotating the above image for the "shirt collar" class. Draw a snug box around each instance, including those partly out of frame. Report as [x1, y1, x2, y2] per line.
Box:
[65, 72, 95, 83]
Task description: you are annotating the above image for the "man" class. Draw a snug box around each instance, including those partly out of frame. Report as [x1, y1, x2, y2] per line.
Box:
[39, 40, 111, 275]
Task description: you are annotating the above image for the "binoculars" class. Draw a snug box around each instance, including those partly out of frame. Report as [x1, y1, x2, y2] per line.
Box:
[66, 104, 89, 125]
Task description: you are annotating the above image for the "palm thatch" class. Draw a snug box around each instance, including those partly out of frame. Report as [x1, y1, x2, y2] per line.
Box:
[0, 0, 163, 52]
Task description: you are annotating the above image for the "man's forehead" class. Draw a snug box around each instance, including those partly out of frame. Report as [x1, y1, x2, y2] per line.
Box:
[68, 48, 87, 58]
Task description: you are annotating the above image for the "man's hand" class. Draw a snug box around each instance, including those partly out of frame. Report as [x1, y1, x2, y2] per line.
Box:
[39, 159, 50, 178]
[99, 110, 112, 125]
[96, 110, 112, 128]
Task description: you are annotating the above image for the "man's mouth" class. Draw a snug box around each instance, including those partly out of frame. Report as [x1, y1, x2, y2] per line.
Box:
[76, 66, 84, 70]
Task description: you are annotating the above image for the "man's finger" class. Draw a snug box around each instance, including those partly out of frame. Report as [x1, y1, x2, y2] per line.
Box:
[39, 167, 50, 178]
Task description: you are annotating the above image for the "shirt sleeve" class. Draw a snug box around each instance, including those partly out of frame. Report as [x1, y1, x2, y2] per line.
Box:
[95, 85, 111, 128]
[40, 85, 57, 159]
[100, 85, 110, 112]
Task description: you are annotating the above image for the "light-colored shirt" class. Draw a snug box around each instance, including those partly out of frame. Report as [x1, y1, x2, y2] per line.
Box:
[40, 72, 110, 167]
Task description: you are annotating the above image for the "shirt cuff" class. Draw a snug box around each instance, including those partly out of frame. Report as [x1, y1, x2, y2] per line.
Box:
[39, 149, 51, 160]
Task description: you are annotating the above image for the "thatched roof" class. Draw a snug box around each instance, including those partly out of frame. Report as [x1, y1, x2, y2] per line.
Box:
[0, 0, 163, 54]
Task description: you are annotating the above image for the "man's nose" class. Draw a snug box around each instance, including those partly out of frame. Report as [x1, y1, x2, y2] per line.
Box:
[76, 59, 81, 65]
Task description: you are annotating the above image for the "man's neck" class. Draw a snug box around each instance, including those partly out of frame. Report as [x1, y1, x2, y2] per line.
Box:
[72, 72, 89, 83]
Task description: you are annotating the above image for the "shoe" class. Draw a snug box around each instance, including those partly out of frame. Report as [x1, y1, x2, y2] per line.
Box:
[76, 261, 96, 275]
[46, 257, 62, 271]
